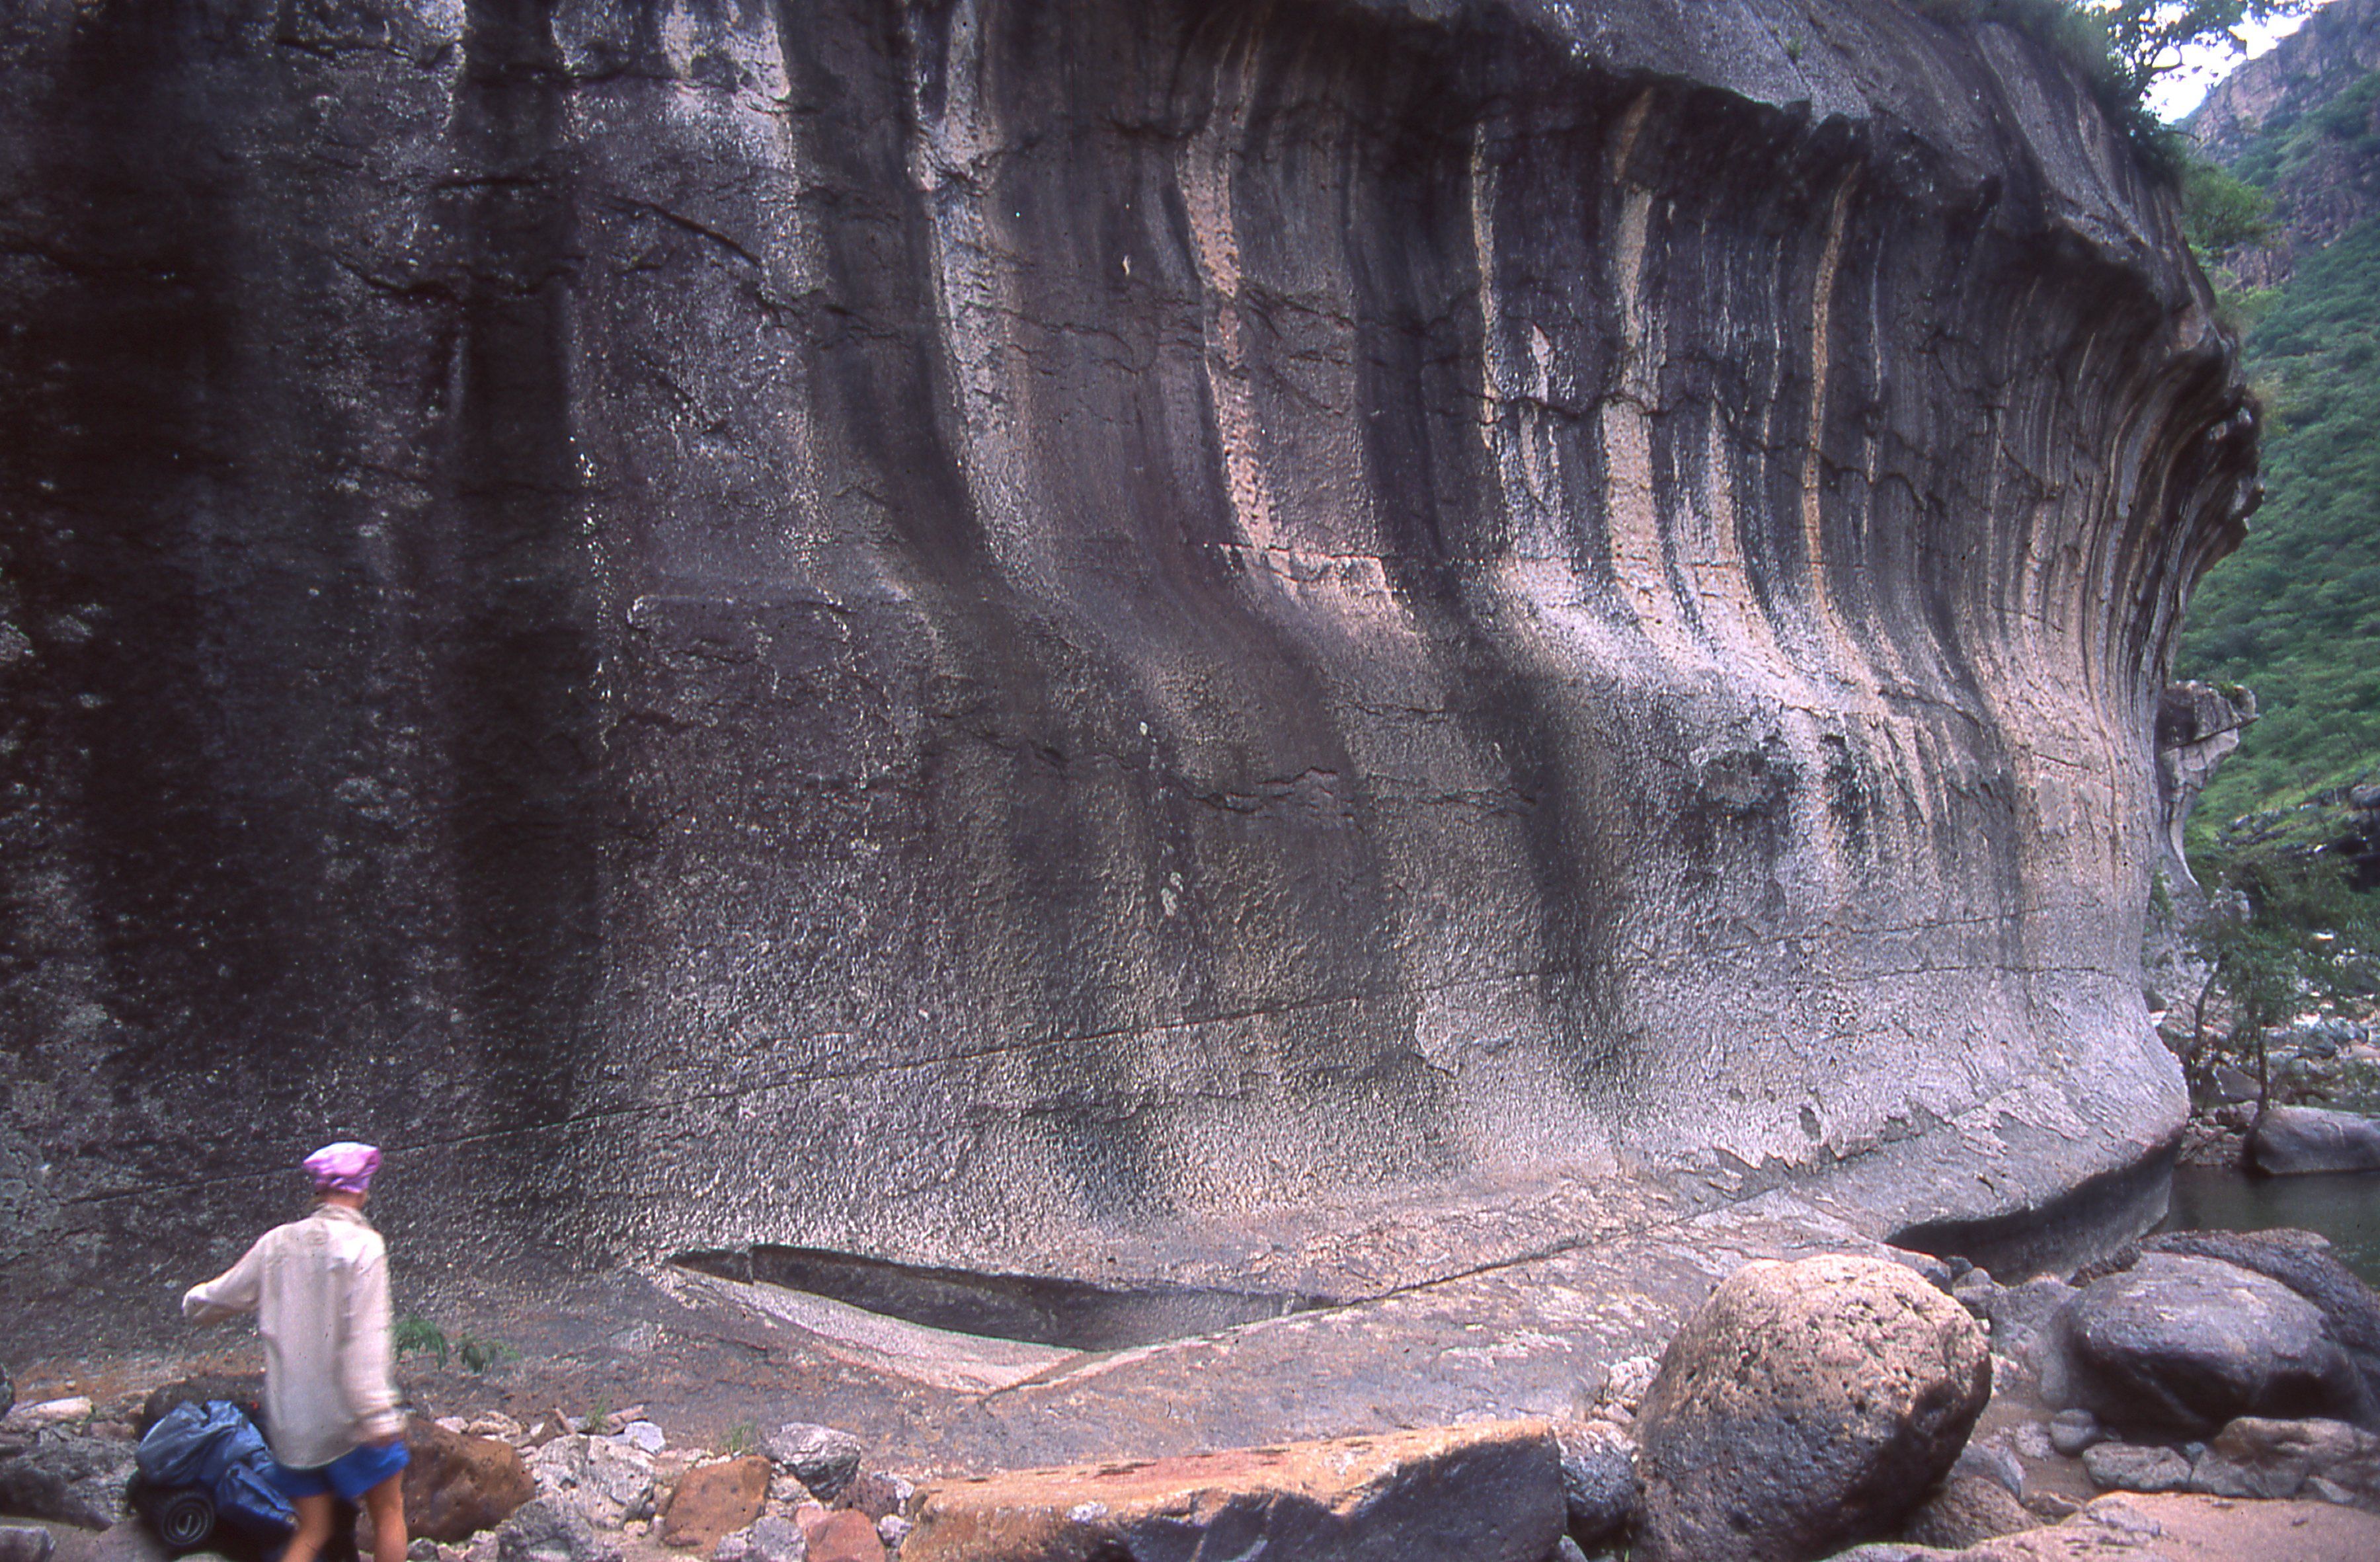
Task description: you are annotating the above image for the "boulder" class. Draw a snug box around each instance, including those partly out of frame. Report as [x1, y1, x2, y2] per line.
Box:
[0, 1527, 54, 1562]
[760, 1427, 863, 1505]
[801, 1513, 880, 1562]
[2080, 1443, 2191, 1493]
[404, 1420, 537, 1543]
[524, 1436, 656, 1531]
[1898, 1475, 2036, 1548]
[1634, 1254, 1991, 1562]
[2143, 1228, 2380, 1422]
[902, 1421, 1563, 1562]
[2249, 1106, 2380, 1175]
[71, 1520, 173, 1562]
[2049, 1253, 2366, 1434]
[495, 1499, 622, 1562]
[744, 1516, 807, 1562]
[831, 1472, 908, 1524]
[1553, 1421, 1638, 1549]
[0, 1427, 138, 1528]
[2188, 1416, 2380, 1508]
[660, 1458, 770, 1552]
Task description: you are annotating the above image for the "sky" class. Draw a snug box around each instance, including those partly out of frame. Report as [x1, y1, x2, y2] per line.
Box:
[2149, 0, 2344, 120]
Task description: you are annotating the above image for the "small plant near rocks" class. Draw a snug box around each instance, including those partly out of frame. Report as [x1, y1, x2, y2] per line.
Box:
[393, 1315, 517, 1374]
[395, 1315, 451, 1370]
[583, 1398, 612, 1437]
[454, 1335, 518, 1375]
[719, 1423, 758, 1458]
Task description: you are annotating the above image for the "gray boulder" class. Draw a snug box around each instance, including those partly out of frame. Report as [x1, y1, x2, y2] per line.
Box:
[1635, 1254, 1991, 1562]
[2188, 1416, 2380, 1508]
[744, 1516, 807, 1562]
[0, 1527, 55, 1562]
[523, 1435, 655, 1530]
[495, 1499, 623, 1562]
[761, 1425, 863, 1504]
[2081, 1442, 2191, 1493]
[1898, 1474, 2036, 1548]
[2049, 1253, 2367, 1435]
[0, 1427, 137, 1528]
[2248, 1106, 2380, 1175]
[2145, 1228, 2380, 1423]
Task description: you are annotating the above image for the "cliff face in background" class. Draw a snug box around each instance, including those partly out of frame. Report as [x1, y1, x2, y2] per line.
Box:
[2177, 0, 2380, 840]
[2190, 0, 2380, 287]
[0, 0, 2255, 1343]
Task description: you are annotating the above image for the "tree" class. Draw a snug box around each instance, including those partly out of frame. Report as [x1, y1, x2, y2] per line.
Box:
[2086, 1, 2321, 98]
[2186, 846, 2380, 1111]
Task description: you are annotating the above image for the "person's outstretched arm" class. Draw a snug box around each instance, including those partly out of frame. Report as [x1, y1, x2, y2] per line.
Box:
[341, 1247, 405, 1444]
[182, 1235, 268, 1323]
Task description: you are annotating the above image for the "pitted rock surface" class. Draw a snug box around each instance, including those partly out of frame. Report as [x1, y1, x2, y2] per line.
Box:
[0, 0, 2252, 1339]
[1634, 1253, 1991, 1562]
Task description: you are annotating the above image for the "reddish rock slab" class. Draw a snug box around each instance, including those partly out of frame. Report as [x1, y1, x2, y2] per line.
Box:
[660, 1457, 770, 1551]
[904, 1419, 1562, 1562]
[805, 1511, 883, 1562]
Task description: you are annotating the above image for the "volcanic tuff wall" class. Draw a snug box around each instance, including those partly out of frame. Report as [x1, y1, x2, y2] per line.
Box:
[0, 0, 2256, 1339]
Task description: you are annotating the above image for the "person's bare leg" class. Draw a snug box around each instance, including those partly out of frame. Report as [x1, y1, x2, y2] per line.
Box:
[284, 1492, 338, 1562]
[362, 1470, 407, 1562]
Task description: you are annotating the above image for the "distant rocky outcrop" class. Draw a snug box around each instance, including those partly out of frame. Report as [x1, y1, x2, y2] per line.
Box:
[0, 0, 2255, 1340]
[2190, 0, 2380, 285]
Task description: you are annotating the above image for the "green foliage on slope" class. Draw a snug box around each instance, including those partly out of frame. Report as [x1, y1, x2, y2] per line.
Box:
[2178, 210, 2380, 847]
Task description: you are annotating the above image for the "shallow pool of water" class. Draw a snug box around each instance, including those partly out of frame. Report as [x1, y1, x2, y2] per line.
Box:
[2161, 1164, 2380, 1286]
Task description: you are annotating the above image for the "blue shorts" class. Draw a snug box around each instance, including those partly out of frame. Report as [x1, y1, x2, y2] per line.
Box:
[270, 1440, 409, 1503]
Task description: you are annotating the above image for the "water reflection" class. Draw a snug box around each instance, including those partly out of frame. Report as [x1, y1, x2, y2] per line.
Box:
[2161, 1164, 2380, 1286]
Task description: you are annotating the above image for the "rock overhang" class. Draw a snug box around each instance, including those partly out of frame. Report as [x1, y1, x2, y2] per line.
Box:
[0, 0, 2256, 1348]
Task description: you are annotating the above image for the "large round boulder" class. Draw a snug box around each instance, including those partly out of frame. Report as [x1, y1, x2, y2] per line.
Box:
[1634, 1253, 1991, 1562]
[2144, 1229, 2380, 1424]
[2049, 1253, 2366, 1435]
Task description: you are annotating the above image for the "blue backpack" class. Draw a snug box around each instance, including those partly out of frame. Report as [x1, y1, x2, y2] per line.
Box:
[136, 1401, 297, 1551]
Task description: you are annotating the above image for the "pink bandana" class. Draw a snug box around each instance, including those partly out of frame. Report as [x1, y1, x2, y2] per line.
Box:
[303, 1141, 381, 1195]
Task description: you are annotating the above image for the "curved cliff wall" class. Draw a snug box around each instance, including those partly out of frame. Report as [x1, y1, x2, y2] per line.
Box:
[0, 0, 2254, 1336]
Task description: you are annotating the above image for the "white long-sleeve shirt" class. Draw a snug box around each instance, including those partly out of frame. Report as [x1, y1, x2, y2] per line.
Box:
[182, 1203, 405, 1469]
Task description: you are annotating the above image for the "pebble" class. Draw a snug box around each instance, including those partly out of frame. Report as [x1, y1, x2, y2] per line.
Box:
[2049, 1409, 2104, 1457]
[2010, 1421, 2054, 1461]
[616, 1422, 666, 1455]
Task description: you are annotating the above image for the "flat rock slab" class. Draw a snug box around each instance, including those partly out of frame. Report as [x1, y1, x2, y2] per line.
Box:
[903, 1420, 1562, 1562]
[15, 1191, 1945, 1483]
[1846, 1491, 2380, 1560]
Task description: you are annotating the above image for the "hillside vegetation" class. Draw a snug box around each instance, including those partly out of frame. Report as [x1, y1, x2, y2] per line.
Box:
[2176, 57, 2380, 853]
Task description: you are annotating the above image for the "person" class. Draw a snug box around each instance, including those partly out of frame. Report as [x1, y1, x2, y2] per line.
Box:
[183, 1142, 409, 1562]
